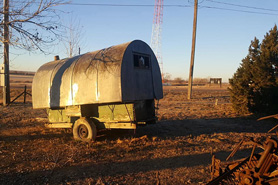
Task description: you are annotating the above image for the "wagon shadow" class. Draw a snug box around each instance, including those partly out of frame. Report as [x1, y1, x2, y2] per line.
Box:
[0, 149, 251, 184]
[93, 117, 277, 142]
[135, 117, 277, 139]
[1, 117, 275, 143]
[96, 129, 136, 141]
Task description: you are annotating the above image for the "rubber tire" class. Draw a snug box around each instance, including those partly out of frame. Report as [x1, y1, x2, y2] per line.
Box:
[73, 118, 97, 142]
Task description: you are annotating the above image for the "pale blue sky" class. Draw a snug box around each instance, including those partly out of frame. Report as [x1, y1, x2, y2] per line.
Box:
[10, 0, 278, 82]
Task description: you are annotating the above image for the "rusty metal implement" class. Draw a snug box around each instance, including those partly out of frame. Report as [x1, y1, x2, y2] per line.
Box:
[208, 121, 278, 185]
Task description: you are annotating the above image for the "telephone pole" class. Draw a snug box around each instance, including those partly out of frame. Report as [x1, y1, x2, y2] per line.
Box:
[187, 0, 198, 100]
[2, 0, 10, 106]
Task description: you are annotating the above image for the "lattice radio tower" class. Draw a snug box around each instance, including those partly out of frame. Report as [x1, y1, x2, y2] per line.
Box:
[151, 0, 164, 81]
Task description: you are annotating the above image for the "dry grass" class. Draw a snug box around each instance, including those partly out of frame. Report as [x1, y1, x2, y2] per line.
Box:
[159, 85, 235, 120]
[0, 85, 277, 184]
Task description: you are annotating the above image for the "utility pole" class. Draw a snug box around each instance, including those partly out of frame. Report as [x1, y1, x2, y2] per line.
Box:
[187, 0, 198, 100]
[2, 0, 10, 106]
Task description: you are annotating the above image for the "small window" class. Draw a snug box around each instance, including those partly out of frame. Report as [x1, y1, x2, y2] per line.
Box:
[133, 54, 150, 69]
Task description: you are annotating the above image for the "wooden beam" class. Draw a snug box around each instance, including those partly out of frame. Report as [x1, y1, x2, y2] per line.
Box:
[188, 0, 198, 100]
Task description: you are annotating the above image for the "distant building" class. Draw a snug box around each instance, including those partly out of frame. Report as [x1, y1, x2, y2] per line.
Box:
[163, 83, 172, 86]
[209, 78, 222, 87]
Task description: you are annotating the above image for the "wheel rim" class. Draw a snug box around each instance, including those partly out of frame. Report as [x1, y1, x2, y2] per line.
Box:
[78, 124, 88, 139]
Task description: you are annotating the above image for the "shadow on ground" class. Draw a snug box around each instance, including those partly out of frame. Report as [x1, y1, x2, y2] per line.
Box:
[1, 117, 276, 143]
[96, 117, 277, 142]
[0, 149, 252, 184]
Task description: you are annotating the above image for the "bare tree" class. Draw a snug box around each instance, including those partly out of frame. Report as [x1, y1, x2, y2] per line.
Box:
[0, 0, 68, 106]
[162, 72, 171, 83]
[173, 77, 185, 85]
[62, 16, 84, 58]
[193, 77, 208, 85]
[0, 0, 68, 54]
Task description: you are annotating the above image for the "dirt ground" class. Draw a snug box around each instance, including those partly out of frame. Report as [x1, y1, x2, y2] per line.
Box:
[0, 85, 277, 185]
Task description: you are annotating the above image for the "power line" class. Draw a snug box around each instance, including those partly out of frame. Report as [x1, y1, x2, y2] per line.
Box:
[8, 1, 190, 8]
[200, 5, 278, 16]
[67, 3, 191, 8]
[66, 2, 278, 16]
[206, 0, 278, 12]
[9, 1, 278, 16]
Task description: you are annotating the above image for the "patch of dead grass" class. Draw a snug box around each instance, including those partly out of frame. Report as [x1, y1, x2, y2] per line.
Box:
[0, 86, 276, 184]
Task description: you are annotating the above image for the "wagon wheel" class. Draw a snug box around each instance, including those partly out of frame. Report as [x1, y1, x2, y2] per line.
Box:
[73, 118, 97, 142]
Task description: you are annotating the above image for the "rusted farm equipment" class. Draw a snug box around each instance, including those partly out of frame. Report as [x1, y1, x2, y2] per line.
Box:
[208, 115, 278, 185]
[32, 40, 163, 142]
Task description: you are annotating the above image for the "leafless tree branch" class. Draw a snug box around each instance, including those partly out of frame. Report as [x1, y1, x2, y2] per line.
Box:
[62, 16, 85, 57]
[0, 0, 69, 54]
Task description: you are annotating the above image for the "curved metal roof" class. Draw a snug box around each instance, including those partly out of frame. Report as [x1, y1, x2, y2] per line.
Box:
[32, 40, 163, 109]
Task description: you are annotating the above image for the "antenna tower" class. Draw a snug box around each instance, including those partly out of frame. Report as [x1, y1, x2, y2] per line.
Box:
[151, 0, 164, 81]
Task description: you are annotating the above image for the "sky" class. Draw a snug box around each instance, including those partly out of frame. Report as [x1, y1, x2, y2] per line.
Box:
[9, 0, 278, 82]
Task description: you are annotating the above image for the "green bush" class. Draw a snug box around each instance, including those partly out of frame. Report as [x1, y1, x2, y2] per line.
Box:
[229, 25, 278, 114]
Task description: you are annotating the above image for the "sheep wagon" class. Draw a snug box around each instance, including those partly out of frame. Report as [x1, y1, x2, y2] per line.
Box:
[32, 40, 163, 142]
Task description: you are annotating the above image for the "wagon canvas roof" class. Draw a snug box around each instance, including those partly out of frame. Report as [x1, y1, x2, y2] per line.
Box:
[32, 40, 163, 109]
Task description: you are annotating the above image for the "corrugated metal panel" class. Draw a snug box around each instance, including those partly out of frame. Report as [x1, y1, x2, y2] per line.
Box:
[32, 40, 163, 109]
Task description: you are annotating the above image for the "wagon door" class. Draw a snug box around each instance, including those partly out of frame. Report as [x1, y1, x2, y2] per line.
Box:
[120, 40, 162, 102]
[132, 53, 154, 100]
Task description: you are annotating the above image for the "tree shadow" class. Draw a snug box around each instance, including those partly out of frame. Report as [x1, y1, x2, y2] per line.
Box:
[0, 129, 72, 142]
[0, 149, 251, 184]
[202, 95, 230, 100]
[0, 133, 72, 142]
